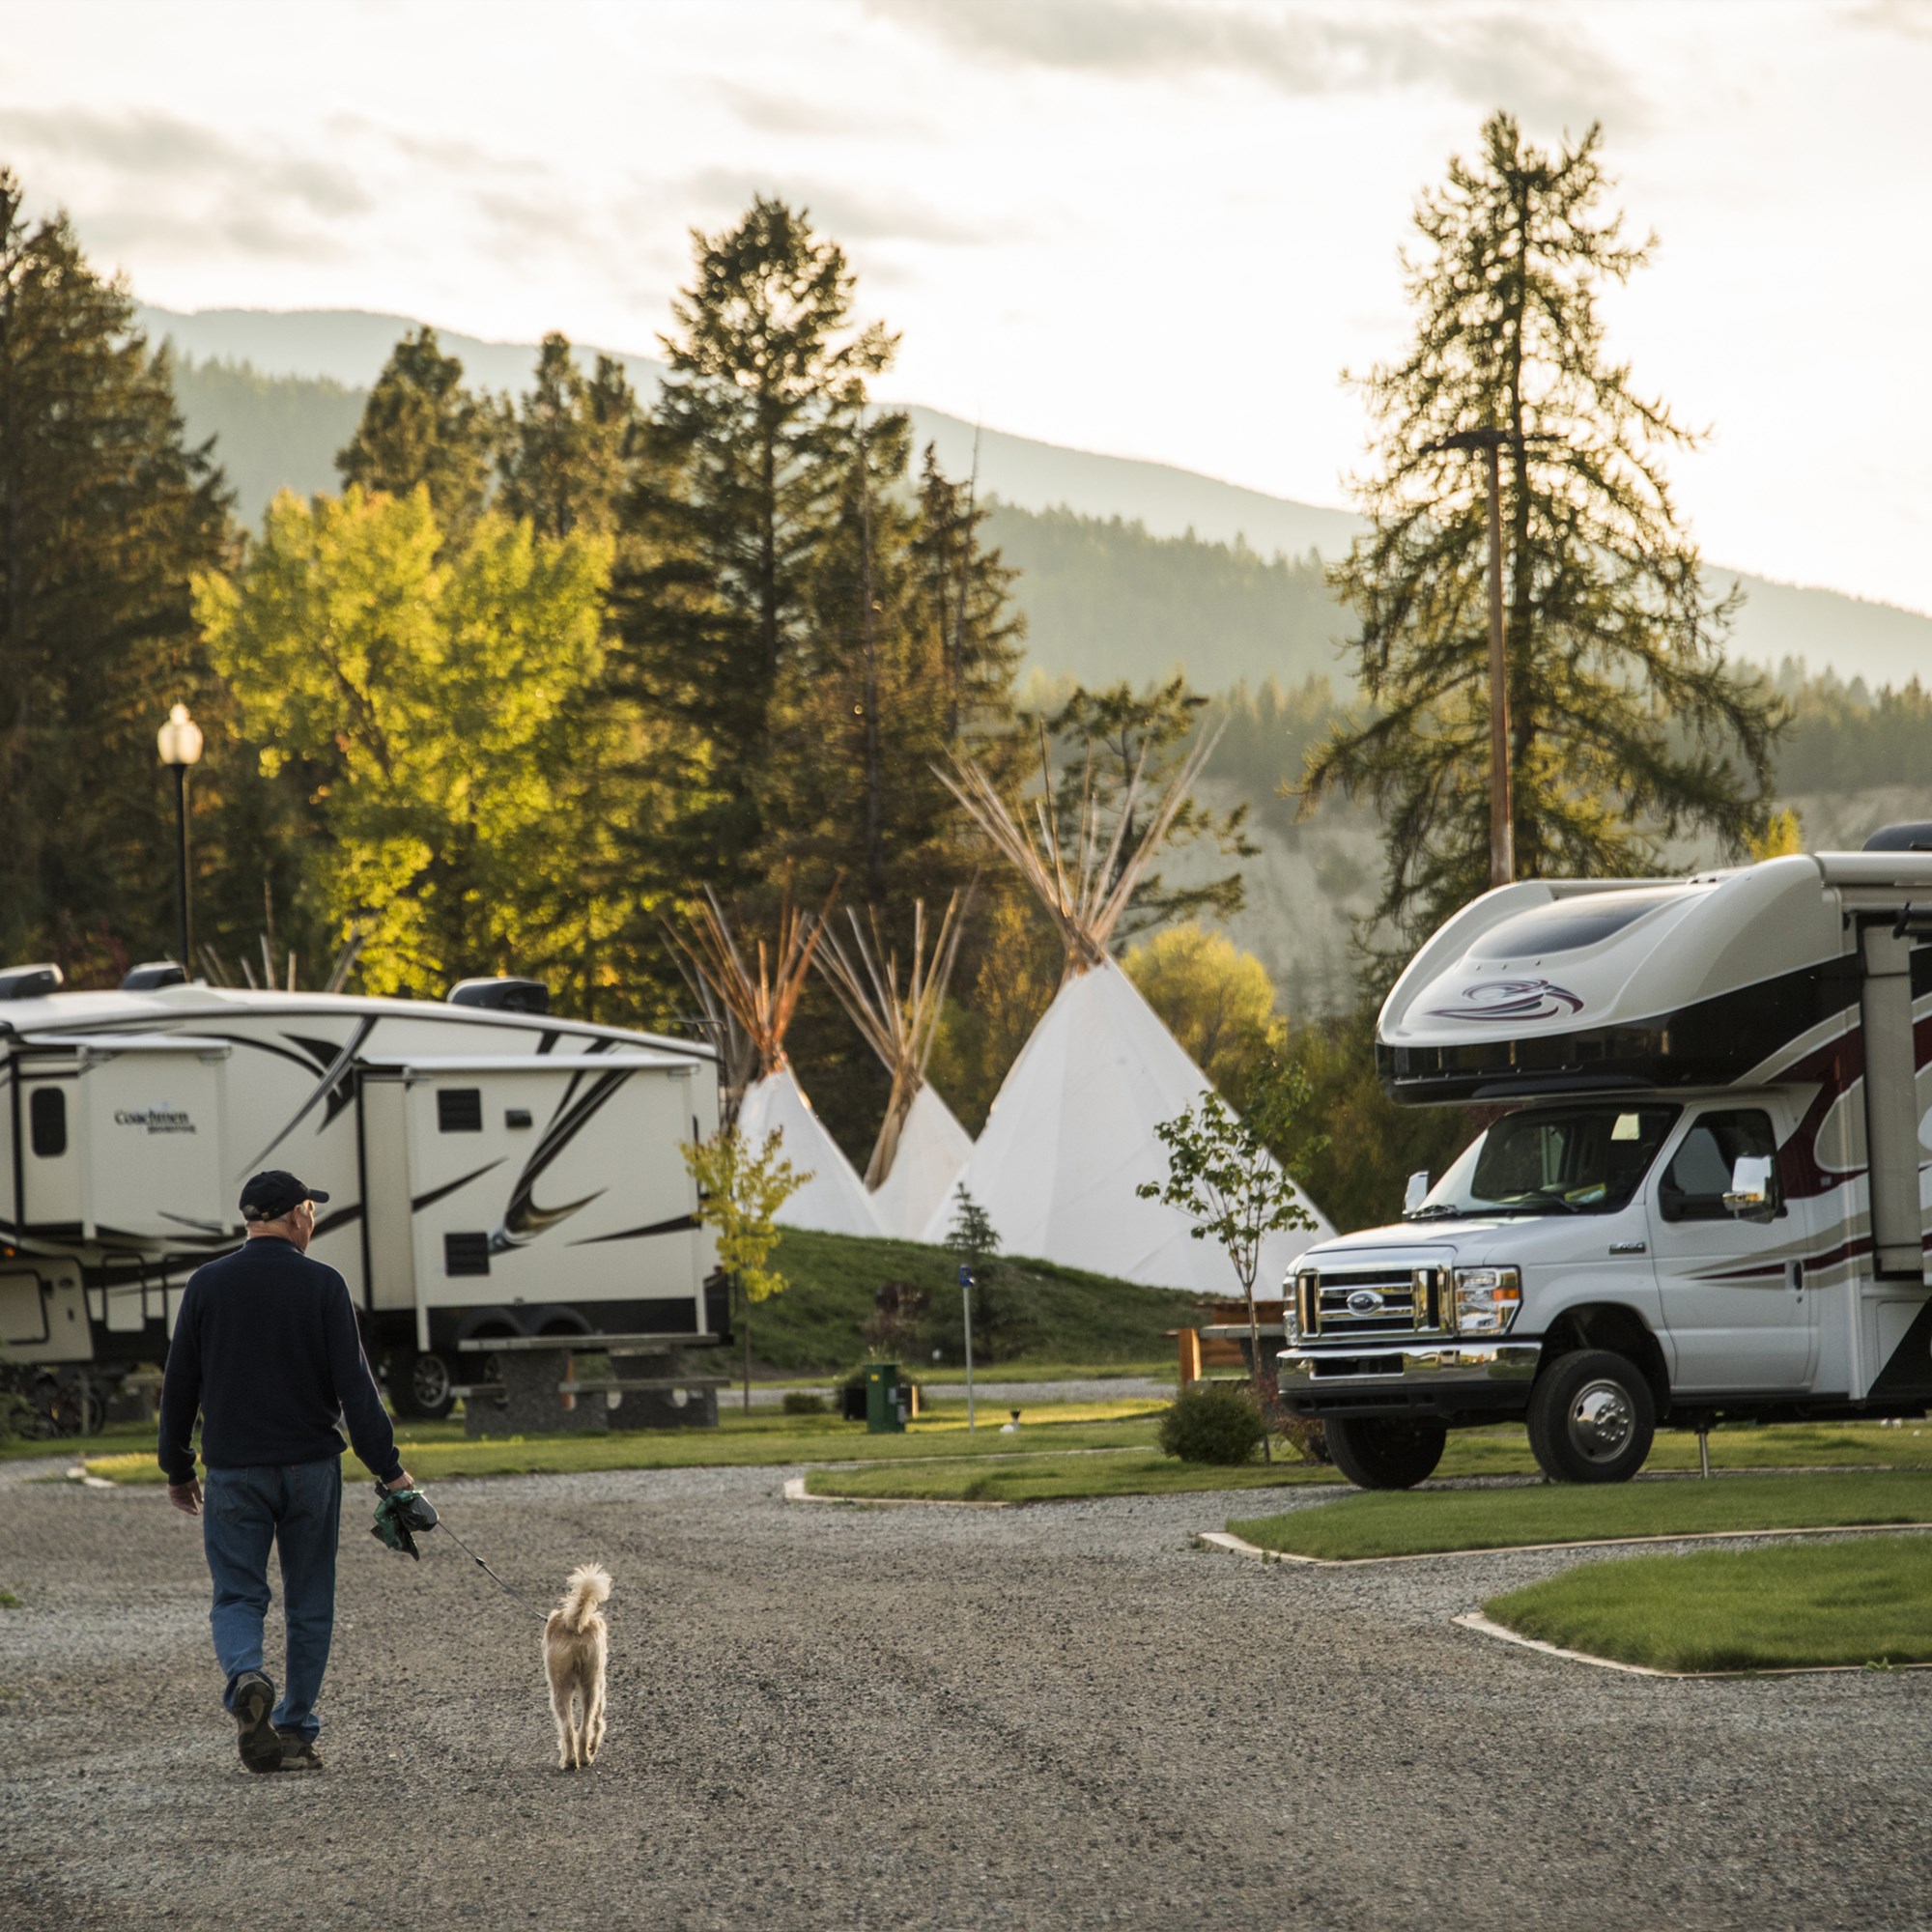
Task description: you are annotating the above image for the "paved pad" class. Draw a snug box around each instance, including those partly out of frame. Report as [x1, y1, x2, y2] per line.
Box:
[2, 1458, 1928, 1929]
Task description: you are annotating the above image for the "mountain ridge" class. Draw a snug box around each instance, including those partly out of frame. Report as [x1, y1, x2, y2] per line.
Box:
[142, 303, 1932, 692]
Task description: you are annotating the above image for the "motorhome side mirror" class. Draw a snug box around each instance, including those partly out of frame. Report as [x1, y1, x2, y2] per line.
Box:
[1723, 1154, 1776, 1223]
[1404, 1171, 1431, 1214]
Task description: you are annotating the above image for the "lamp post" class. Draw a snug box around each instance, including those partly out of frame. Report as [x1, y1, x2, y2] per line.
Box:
[156, 702, 204, 970]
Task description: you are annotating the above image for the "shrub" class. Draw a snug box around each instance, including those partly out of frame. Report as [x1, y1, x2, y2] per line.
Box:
[781, 1391, 828, 1416]
[1159, 1383, 1265, 1465]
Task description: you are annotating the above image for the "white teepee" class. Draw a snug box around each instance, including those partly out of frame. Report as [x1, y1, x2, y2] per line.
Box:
[736, 1061, 883, 1238]
[816, 895, 975, 1240]
[873, 1082, 975, 1242]
[666, 887, 881, 1238]
[924, 728, 1332, 1292]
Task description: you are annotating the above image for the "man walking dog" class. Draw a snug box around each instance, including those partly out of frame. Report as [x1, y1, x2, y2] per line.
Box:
[159, 1170, 428, 1773]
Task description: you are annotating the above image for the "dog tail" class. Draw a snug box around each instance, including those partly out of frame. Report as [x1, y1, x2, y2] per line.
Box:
[558, 1563, 611, 1631]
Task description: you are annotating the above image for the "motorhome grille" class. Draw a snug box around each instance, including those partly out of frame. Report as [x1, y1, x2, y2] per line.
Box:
[443, 1232, 491, 1276]
[1298, 1267, 1442, 1337]
[1311, 1354, 1404, 1378]
[438, 1088, 483, 1133]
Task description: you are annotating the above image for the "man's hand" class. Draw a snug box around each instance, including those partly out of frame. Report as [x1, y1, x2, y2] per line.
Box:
[381, 1470, 415, 1493]
[167, 1479, 203, 1517]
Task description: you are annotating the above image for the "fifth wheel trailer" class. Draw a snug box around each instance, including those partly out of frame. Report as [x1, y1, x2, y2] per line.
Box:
[1276, 833, 1932, 1488]
[0, 971, 723, 1426]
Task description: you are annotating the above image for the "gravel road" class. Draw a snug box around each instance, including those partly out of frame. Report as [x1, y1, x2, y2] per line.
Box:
[3, 1455, 1929, 1931]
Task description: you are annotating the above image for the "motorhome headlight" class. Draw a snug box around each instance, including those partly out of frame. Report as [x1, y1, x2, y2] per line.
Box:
[1290, 1270, 1318, 1341]
[1450, 1266, 1521, 1335]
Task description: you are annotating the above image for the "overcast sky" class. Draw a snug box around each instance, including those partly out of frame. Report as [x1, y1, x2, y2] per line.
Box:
[8, 0, 1932, 613]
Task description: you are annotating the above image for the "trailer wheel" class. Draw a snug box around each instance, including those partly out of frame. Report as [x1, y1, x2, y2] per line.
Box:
[1527, 1349, 1655, 1484]
[390, 1350, 455, 1422]
[1324, 1416, 1446, 1490]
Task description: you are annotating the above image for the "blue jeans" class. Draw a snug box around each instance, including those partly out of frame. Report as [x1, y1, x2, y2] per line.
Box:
[201, 1460, 341, 1743]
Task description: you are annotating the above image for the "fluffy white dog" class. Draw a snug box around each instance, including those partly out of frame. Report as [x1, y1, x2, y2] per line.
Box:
[542, 1563, 611, 1770]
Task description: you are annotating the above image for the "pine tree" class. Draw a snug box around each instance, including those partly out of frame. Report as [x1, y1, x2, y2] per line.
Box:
[337, 327, 502, 535]
[610, 197, 897, 878]
[1304, 113, 1785, 951]
[498, 334, 639, 540]
[0, 172, 232, 974]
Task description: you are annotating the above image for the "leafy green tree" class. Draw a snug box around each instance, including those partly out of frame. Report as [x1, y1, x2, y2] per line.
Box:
[499, 333, 640, 540]
[1137, 1056, 1326, 1459]
[195, 486, 623, 1006]
[337, 327, 502, 535]
[612, 197, 898, 878]
[1304, 112, 1785, 952]
[1274, 1005, 1475, 1236]
[0, 171, 232, 974]
[683, 1124, 808, 1409]
[1122, 923, 1275, 1099]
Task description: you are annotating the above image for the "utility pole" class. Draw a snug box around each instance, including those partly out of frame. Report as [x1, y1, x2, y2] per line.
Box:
[1426, 429, 1553, 890]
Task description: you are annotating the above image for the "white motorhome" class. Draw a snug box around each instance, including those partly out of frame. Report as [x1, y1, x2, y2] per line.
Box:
[0, 968, 722, 1429]
[1277, 832, 1932, 1487]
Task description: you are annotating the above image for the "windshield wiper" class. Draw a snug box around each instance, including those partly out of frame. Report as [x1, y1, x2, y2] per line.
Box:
[1403, 1203, 1465, 1221]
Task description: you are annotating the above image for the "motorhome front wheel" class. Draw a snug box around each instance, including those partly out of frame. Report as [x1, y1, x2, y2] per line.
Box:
[1323, 1416, 1447, 1491]
[1527, 1350, 1656, 1485]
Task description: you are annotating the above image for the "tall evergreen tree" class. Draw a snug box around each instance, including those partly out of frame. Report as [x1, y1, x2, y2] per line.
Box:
[1303, 113, 1784, 950]
[498, 334, 639, 540]
[611, 197, 898, 877]
[0, 171, 231, 975]
[337, 327, 501, 535]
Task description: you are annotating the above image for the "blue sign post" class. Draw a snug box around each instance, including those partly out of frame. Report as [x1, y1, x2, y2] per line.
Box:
[958, 1264, 976, 1432]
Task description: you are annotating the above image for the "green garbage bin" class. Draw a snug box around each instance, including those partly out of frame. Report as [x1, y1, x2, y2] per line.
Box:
[864, 1361, 906, 1435]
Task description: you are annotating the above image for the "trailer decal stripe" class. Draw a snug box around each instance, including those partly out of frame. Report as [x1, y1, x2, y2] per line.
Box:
[568, 1211, 702, 1247]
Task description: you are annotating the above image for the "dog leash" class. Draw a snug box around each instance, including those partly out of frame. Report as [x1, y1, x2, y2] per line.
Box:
[434, 1516, 552, 1627]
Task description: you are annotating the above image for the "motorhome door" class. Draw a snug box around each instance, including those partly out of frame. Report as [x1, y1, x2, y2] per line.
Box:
[1645, 1102, 1818, 1392]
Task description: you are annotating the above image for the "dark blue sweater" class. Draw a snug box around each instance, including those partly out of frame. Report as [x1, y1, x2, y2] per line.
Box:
[157, 1237, 403, 1486]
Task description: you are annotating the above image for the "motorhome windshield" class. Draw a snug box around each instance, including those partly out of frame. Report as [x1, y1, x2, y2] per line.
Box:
[1410, 1104, 1680, 1218]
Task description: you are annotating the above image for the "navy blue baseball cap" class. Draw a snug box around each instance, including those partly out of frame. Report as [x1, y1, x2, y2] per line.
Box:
[240, 1170, 329, 1220]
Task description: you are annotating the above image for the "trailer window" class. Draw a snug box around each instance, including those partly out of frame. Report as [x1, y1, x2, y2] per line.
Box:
[443, 1232, 491, 1275]
[1415, 1104, 1679, 1218]
[29, 1087, 67, 1157]
[1659, 1110, 1778, 1222]
[437, 1089, 483, 1133]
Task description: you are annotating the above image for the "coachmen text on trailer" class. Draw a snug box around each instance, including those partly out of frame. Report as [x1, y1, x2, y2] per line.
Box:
[0, 970, 723, 1430]
[1277, 829, 1932, 1488]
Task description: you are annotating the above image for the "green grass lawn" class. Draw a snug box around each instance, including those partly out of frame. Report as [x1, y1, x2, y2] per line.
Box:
[1482, 1539, 1932, 1671]
[1232, 1470, 1932, 1562]
[808, 1449, 1339, 1504]
[750, 1227, 1203, 1372]
[65, 1401, 1167, 1486]
[30, 1413, 1932, 1500]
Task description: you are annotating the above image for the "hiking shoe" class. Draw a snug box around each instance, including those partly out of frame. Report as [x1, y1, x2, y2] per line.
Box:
[276, 1731, 324, 1773]
[231, 1671, 282, 1774]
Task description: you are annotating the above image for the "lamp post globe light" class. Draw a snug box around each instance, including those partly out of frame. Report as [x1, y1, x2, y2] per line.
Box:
[156, 702, 204, 973]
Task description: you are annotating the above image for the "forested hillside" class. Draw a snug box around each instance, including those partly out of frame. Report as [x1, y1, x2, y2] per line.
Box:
[153, 319, 1932, 696]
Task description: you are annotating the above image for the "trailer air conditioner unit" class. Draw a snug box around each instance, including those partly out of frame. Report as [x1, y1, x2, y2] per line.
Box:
[447, 977, 550, 1014]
